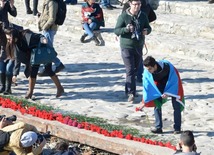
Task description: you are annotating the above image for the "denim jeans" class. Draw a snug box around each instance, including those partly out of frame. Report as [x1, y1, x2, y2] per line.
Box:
[137, 60, 144, 82]
[121, 47, 142, 96]
[82, 22, 97, 38]
[154, 97, 181, 131]
[42, 30, 61, 67]
[100, 0, 110, 7]
[0, 60, 14, 76]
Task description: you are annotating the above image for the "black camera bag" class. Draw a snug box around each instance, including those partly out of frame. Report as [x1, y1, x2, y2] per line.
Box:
[0, 130, 11, 152]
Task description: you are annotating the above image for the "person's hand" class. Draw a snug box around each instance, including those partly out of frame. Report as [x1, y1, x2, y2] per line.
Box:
[0, 0, 6, 8]
[176, 142, 182, 151]
[192, 144, 197, 152]
[39, 137, 46, 148]
[161, 94, 168, 99]
[0, 117, 13, 129]
[9, 0, 14, 8]
[142, 28, 148, 35]
[12, 75, 17, 83]
[40, 37, 48, 44]
[136, 104, 145, 112]
[0, 117, 6, 129]
[87, 19, 92, 24]
[126, 24, 134, 32]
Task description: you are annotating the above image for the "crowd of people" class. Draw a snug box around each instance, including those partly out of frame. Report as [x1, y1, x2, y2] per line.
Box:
[0, 0, 204, 154]
[0, 0, 65, 99]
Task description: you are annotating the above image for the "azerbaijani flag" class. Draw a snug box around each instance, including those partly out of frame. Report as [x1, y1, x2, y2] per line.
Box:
[142, 60, 185, 111]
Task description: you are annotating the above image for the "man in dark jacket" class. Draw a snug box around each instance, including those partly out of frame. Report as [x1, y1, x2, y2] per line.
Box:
[0, 0, 17, 28]
[114, 0, 151, 102]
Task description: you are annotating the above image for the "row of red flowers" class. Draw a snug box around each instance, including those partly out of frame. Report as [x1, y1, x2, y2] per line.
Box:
[0, 96, 176, 150]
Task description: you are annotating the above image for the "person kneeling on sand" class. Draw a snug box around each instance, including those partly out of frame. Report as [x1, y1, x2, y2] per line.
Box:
[174, 130, 200, 155]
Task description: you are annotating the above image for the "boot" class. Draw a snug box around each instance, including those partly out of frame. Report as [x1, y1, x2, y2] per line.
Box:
[25, 77, 36, 99]
[51, 75, 64, 98]
[3, 75, 12, 95]
[0, 73, 6, 93]
[25, 0, 33, 14]
[92, 36, 100, 46]
[33, 0, 39, 16]
[80, 34, 88, 43]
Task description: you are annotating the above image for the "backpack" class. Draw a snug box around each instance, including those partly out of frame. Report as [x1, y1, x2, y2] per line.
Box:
[0, 130, 11, 152]
[54, 0, 67, 25]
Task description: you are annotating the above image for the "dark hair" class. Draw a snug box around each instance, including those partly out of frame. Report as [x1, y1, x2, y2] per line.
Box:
[180, 130, 195, 147]
[143, 56, 156, 67]
[4, 28, 32, 58]
[129, 0, 141, 3]
[55, 141, 69, 151]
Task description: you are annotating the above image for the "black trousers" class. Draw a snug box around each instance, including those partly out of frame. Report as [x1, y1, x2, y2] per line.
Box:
[121, 47, 142, 96]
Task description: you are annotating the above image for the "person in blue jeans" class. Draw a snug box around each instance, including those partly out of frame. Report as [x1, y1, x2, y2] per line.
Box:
[80, 0, 105, 46]
[143, 56, 182, 134]
[38, 0, 65, 76]
[42, 30, 63, 72]
[100, 0, 116, 10]
[0, 59, 16, 95]
[0, 23, 19, 95]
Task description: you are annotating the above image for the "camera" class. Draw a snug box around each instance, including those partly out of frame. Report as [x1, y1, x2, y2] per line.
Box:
[0, 115, 17, 122]
[36, 131, 51, 143]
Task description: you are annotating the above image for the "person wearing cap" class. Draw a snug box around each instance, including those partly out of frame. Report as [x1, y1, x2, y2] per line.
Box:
[1, 121, 46, 155]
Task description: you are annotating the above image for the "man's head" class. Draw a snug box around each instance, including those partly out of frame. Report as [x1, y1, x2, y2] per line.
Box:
[180, 130, 195, 147]
[129, 0, 141, 13]
[20, 131, 38, 148]
[143, 56, 157, 73]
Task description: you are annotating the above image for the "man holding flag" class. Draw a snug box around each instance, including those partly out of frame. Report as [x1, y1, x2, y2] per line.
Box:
[140, 56, 185, 134]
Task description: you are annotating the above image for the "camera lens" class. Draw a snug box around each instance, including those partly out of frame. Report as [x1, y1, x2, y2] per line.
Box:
[6, 115, 17, 122]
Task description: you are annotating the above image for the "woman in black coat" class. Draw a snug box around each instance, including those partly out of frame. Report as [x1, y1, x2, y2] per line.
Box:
[4, 28, 64, 99]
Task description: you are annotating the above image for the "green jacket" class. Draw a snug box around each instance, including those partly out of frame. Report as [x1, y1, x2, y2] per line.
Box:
[38, 0, 58, 31]
[114, 8, 152, 49]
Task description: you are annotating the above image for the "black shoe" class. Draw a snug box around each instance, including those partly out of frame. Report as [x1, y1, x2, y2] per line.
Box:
[80, 34, 88, 43]
[54, 63, 65, 73]
[38, 69, 49, 77]
[104, 5, 113, 10]
[109, 4, 117, 8]
[33, 11, 40, 16]
[0, 88, 5, 93]
[3, 90, 12, 95]
[92, 36, 101, 46]
[208, 0, 214, 3]
[173, 130, 181, 134]
[26, 10, 33, 14]
[151, 128, 163, 134]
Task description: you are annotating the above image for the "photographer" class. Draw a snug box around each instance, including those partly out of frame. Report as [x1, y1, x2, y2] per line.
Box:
[174, 130, 200, 155]
[114, 0, 151, 102]
[0, 0, 17, 28]
[1, 121, 46, 155]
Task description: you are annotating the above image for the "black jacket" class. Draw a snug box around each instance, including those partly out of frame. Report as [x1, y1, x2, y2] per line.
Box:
[14, 31, 43, 77]
[0, 1, 17, 28]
